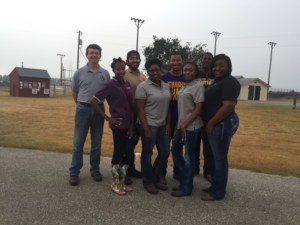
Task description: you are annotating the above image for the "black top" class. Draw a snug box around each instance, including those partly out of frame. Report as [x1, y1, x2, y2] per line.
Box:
[196, 71, 215, 89]
[202, 74, 240, 124]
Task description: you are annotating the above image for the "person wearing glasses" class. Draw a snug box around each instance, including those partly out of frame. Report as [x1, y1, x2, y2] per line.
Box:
[135, 58, 171, 194]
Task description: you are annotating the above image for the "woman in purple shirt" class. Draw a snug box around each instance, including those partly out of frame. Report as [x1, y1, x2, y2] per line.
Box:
[90, 57, 134, 196]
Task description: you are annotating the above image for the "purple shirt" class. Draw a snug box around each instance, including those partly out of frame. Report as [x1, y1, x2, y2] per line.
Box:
[160, 71, 186, 120]
[93, 77, 133, 129]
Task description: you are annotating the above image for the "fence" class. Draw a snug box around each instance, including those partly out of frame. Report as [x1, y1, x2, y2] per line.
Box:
[268, 88, 299, 100]
[0, 84, 72, 97]
[50, 84, 72, 96]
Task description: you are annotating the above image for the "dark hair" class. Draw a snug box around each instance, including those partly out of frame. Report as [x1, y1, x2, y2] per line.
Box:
[183, 62, 199, 77]
[86, 44, 102, 54]
[111, 57, 126, 69]
[126, 50, 140, 60]
[211, 54, 232, 73]
[202, 52, 213, 59]
[171, 52, 183, 58]
[145, 58, 162, 70]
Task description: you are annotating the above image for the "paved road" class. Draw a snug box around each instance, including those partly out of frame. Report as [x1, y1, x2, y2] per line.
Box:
[0, 147, 299, 225]
[239, 100, 300, 106]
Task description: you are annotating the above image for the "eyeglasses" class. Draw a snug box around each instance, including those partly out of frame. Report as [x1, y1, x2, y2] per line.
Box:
[148, 69, 161, 73]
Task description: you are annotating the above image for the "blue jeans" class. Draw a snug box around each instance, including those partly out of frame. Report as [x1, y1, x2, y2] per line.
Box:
[203, 113, 239, 199]
[69, 103, 105, 175]
[171, 128, 199, 195]
[137, 123, 170, 188]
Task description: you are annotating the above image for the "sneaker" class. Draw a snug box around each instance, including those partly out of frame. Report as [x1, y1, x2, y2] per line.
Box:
[91, 171, 102, 182]
[171, 190, 185, 197]
[201, 194, 223, 201]
[124, 176, 133, 185]
[127, 168, 142, 178]
[69, 175, 79, 186]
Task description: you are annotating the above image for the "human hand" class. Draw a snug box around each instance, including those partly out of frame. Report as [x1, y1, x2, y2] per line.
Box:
[166, 125, 171, 139]
[127, 125, 134, 139]
[108, 117, 122, 127]
[206, 122, 213, 136]
[180, 126, 186, 141]
[145, 129, 152, 142]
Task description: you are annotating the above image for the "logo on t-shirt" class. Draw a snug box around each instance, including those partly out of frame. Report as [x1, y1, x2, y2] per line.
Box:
[167, 81, 185, 100]
[100, 75, 106, 81]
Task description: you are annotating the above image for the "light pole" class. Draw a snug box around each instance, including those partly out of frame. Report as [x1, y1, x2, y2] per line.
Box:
[267, 42, 276, 87]
[130, 17, 145, 51]
[57, 54, 65, 85]
[77, 30, 83, 69]
[211, 31, 221, 56]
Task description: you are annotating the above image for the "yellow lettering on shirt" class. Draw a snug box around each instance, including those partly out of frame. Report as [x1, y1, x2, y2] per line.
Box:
[167, 81, 185, 100]
[196, 78, 214, 86]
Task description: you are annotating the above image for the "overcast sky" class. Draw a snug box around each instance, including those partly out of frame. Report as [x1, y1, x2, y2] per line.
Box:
[1, 0, 299, 90]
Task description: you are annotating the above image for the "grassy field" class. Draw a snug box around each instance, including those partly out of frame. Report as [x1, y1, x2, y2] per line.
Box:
[1, 91, 300, 178]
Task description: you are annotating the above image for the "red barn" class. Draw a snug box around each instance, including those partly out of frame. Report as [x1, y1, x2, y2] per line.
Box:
[9, 67, 51, 97]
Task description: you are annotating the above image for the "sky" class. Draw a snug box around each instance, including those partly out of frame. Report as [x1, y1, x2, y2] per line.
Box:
[1, 0, 300, 90]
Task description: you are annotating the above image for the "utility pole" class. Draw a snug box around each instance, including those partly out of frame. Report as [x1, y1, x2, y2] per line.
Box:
[77, 30, 83, 69]
[21, 62, 23, 68]
[57, 54, 65, 85]
[267, 42, 277, 88]
[130, 17, 145, 51]
[211, 31, 221, 56]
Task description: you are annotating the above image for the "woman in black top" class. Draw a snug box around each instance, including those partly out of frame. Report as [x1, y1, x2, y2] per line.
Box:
[201, 54, 240, 201]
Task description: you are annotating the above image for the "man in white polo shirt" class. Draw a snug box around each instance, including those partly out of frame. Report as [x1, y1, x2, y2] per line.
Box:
[69, 44, 110, 186]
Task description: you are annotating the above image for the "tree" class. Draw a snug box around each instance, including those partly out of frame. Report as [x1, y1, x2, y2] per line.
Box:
[142, 36, 207, 73]
[2, 75, 9, 85]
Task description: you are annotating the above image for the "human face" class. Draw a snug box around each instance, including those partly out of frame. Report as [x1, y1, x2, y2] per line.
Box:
[183, 64, 197, 82]
[201, 54, 213, 69]
[113, 62, 126, 81]
[170, 54, 183, 72]
[212, 59, 228, 78]
[86, 48, 101, 64]
[147, 64, 161, 83]
[127, 55, 141, 70]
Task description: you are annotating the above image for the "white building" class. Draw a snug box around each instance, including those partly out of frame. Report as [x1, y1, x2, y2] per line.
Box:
[233, 76, 271, 101]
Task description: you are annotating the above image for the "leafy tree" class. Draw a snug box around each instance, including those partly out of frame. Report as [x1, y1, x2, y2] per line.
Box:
[0, 75, 2, 83]
[142, 36, 207, 73]
[2, 75, 9, 84]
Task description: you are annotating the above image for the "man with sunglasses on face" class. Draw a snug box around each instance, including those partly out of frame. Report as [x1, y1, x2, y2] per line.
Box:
[123, 50, 147, 184]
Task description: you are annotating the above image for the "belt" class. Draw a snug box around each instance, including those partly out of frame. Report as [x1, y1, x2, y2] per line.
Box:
[78, 102, 103, 107]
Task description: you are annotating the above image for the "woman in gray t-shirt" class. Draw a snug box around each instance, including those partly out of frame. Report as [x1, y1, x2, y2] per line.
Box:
[135, 58, 171, 194]
[171, 62, 205, 197]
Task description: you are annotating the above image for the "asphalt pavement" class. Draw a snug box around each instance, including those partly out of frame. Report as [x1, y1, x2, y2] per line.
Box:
[0, 147, 299, 225]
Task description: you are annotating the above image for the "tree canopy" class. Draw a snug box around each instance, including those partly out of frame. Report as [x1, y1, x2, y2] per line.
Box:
[142, 36, 207, 73]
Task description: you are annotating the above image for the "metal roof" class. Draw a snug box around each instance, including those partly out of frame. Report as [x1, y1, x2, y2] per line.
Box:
[238, 78, 270, 87]
[16, 67, 51, 79]
[233, 75, 244, 79]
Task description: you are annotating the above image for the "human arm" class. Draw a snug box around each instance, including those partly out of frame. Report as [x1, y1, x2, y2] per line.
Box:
[127, 109, 135, 139]
[136, 99, 151, 142]
[90, 97, 122, 127]
[72, 91, 78, 104]
[206, 78, 240, 136]
[166, 109, 171, 139]
[181, 102, 203, 140]
[206, 101, 235, 136]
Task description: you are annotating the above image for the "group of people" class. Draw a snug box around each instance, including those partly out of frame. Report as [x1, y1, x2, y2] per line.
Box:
[69, 43, 240, 201]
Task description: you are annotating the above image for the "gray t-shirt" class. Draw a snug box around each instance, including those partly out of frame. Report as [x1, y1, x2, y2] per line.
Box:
[71, 64, 110, 103]
[135, 79, 171, 127]
[177, 79, 205, 131]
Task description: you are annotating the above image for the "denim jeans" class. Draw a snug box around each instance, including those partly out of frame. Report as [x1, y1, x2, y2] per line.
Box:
[136, 123, 170, 188]
[69, 103, 105, 175]
[171, 128, 200, 195]
[162, 119, 182, 176]
[203, 113, 239, 199]
[195, 128, 210, 175]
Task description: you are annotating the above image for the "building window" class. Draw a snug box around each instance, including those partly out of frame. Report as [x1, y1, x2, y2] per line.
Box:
[20, 81, 23, 88]
[24, 82, 28, 88]
[42, 83, 46, 88]
[32, 82, 37, 88]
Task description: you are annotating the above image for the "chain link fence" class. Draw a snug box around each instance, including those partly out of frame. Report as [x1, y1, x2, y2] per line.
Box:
[50, 84, 72, 96]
